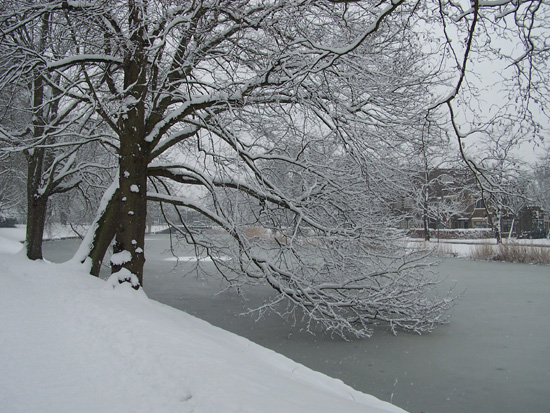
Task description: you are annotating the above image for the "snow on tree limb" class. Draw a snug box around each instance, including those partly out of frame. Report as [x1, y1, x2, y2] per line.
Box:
[46, 55, 123, 70]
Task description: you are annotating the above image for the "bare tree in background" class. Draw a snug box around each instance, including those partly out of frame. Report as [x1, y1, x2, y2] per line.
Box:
[431, 0, 549, 228]
[0, 152, 26, 223]
[0, 1, 115, 259]
[532, 145, 550, 213]
[0, 86, 27, 222]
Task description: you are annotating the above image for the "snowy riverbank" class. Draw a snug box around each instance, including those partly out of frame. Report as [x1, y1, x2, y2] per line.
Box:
[0, 235, 404, 413]
[406, 237, 550, 265]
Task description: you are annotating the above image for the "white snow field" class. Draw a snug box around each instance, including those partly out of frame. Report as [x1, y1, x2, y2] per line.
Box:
[0, 235, 404, 413]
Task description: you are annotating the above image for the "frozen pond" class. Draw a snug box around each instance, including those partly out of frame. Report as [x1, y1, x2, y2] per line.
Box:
[43, 234, 550, 413]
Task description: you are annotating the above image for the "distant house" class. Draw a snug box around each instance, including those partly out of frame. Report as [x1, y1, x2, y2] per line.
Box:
[395, 168, 549, 238]
[513, 206, 549, 237]
[394, 167, 476, 231]
[450, 197, 491, 230]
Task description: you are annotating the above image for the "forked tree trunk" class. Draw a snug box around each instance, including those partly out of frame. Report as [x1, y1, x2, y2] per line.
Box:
[77, 162, 148, 283]
[88, 189, 119, 277]
[72, 182, 119, 276]
[88, 196, 118, 277]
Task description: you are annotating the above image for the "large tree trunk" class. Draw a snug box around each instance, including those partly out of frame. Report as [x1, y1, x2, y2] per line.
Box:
[111, 141, 148, 286]
[24, 144, 49, 261]
[25, 191, 48, 260]
[25, 94, 48, 261]
[110, 16, 149, 287]
[25, 15, 50, 261]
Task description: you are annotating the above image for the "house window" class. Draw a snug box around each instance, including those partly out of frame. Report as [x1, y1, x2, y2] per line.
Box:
[473, 220, 487, 228]
[501, 219, 513, 233]
[475, 199, 486, 209]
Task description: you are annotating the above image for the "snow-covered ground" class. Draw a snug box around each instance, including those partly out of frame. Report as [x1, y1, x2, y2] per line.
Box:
[0, 225, 26, 244]
[0, 224, 169, 244]
[0, 234, 404, 413]
[0, 224, 80, 244]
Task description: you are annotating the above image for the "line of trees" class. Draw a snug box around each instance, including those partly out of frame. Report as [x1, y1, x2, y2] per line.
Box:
[1, 0, 548, 338]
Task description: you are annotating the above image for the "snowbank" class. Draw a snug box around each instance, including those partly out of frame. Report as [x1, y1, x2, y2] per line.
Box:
[0, 224, 85, 244]
[0, 251, 405, 412]
[0, 234, 24, 255]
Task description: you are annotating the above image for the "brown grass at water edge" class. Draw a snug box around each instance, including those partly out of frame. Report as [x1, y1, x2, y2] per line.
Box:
[434, 242, 457, 257]
[471, 242, 496, 261]
[407, 241, 458, 257]
[472, 242, 550, 265]
[242, 226, 273, 240]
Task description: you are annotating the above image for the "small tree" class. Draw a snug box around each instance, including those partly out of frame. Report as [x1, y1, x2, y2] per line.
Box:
[532, 145, 550, 213]
[0, 151, 26, 223]
[430, 0, 549, 231]
[465, 128, 534, 242]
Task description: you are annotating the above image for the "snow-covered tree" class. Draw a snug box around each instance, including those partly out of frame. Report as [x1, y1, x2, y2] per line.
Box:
[462, 126, 534, 241]
[0, 152, 25, 224]
[2, 0, 549, 338]
[401, 119, 473, 241]
[0, 1, 115, 259]
[430, 0, 549, 234]
[532, 145, 550, 213]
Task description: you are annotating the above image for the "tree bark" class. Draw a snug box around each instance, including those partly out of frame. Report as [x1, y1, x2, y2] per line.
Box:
[24, 14, 50, 261]
[88, 188, 119, 276]
[71, 181, 119, 276]
[423, 201, 430, 242]
[25, 192, 48, 260]
[110, 12, 150, 286]
[24, 143, 49, 261]
[112, 141, 148, 285]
